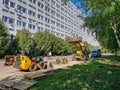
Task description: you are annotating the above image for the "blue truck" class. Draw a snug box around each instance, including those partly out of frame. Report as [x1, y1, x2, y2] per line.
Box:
[91, 49, 101, 58]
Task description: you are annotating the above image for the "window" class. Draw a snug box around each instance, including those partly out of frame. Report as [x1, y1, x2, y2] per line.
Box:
[51, 20, 55, 25]
[38, 2, 44, 8]
[2, 9, 9, 12]
[61, 16, 64, 20]
[28, 24, 32, 29]
[17, 5, 27, 13]
[61, 7, 64, 11]
[3, 0, 9, 5]
[56, 13, 60, 18]
[45, 17, 50, 23]
[61, 25, 64, 29]
[56, 4, 60, 9]
[2, 16, 8, 22]
[37, 22, 43, 25]
[45, 6, 50, 12]
[18, 0, 22, 2]
[17, 20, 26, 27]
[9, 28, 14, 31]
[37, 27, 43, 31]
[33, 25, 35, 30]
[37, 14, 44, 20]
[51, 10, 55, 16]
[28, 24, 36, 30]
[10, 11, 15, 15]
[10, 1, 15, 8]
[2, 16, 15, 24]
[28, 10, 36, 16]
[29, 0, 36, 4]
[51, 0, 55, 5]
[9, 18, 15, 24]
[56, 23, 60, 27]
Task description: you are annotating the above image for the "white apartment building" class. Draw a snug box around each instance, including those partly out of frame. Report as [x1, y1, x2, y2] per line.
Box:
[0, 0, 99, 45]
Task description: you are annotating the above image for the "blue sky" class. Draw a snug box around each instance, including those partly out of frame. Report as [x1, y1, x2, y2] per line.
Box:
[70, 0, 79, 7]
[70, 0, 84, 12]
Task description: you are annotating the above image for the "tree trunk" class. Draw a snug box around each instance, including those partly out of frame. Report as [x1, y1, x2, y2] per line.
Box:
[110, 22, 120, 48]
[113, 29, 120, 48]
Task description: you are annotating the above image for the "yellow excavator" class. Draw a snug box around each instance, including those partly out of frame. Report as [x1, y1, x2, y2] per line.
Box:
[69, 37, 89, 61]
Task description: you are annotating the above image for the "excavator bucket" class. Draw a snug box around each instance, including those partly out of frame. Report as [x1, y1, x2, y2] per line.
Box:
[69, 37, 82, 43]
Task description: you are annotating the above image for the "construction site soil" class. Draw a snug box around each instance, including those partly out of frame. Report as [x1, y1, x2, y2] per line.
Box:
[0, 55, 84, 81]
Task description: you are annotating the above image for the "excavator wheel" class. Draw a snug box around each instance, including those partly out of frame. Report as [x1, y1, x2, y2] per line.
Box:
[81, 54, 87, 61]
[56, 58, 61, 64]
[29, 62, 37, 72]
[40, 61, 47, 69]
[62, 58, 68, 64]
[72, 54, 76, 61]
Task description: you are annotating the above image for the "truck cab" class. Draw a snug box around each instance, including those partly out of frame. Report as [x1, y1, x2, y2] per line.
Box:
[91, 49, 101, 58]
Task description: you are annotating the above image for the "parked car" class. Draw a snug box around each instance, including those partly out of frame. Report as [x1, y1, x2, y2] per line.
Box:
[91, 49, 101, 58]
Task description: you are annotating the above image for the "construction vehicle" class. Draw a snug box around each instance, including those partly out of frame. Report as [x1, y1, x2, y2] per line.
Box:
[4, 55, 16, 66]
[69, 36, 89, 61]
[91, 49, 101, 58]
[14, 55, 49, 72]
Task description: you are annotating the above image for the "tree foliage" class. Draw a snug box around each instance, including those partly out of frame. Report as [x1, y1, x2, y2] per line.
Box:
[16, 28, 32, 53]
[80, 0, 120, 50]
[5, 36, 19, 55]
[65, 0, 120, 50]
[33, 30, 74, 56]
[0, 20, 9, 56]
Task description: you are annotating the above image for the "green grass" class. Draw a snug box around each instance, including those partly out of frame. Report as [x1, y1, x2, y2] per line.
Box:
[30, 55, 120, 90]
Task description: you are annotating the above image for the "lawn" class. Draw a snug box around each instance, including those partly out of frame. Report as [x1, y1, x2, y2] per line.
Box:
[30, 55, 120, 90]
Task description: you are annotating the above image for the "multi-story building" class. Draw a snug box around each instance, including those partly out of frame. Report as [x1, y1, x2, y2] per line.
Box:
[0, 0, 99, 45]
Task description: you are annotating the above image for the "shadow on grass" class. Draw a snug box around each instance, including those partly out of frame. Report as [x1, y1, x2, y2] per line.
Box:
[103, 55, 120, 61]
[30, 55, 120, 90]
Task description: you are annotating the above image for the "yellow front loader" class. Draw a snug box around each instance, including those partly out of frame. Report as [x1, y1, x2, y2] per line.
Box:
[69, 37, 88, 61]
[14, 55, 47, 72]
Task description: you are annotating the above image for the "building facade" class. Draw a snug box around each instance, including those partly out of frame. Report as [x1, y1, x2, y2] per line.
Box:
[0, 0, 99, 45]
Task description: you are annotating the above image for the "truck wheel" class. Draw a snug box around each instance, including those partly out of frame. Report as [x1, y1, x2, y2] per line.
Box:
[29, 62, 37, 72]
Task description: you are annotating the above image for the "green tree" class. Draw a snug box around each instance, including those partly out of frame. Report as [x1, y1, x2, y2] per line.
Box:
[33, 30, 56, 55]
[33, 30, 74, 56]
[82, 0, 120, 49]
[16, 28, 32, 54]
[0, 20, 9, 57]
[64, 36, 75, 55]
[5, 35, 19, 55]
[64, 0, 120, 50]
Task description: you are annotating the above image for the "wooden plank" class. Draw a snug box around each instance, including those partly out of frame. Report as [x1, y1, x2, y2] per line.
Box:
[13, 79, 37, 90]
[0, 75, 24, 87]
[0, 76, 37, 90]
[24, 69, 55, 79]
[25, 73, 47, 79]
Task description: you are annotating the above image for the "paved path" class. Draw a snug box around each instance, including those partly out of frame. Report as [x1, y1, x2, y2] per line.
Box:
[0, 60, 20, 80]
